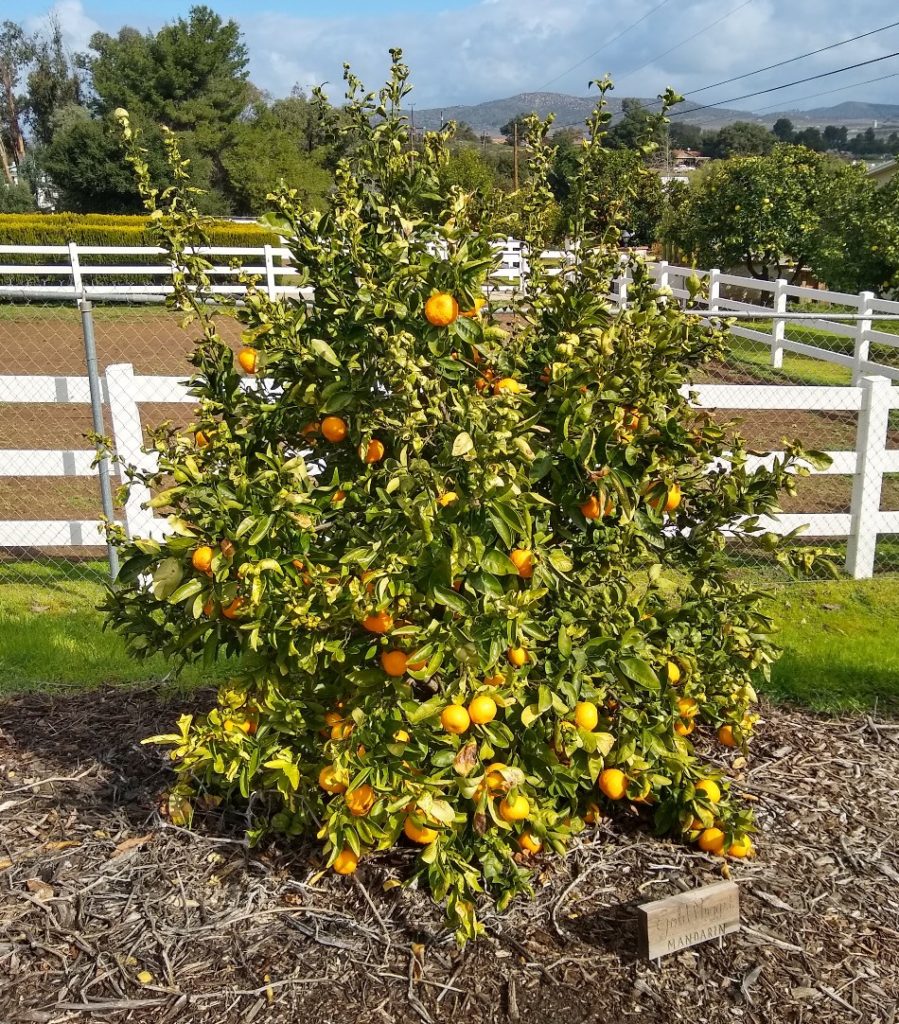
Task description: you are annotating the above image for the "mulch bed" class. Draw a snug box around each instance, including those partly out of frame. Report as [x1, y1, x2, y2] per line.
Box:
[1, 690, 897, 1023]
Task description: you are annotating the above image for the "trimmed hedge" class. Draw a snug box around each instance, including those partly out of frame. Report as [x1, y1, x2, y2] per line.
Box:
[0, 213, 283, 290]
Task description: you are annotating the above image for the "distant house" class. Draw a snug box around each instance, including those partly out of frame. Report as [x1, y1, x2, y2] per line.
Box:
[868, 159, 897, 186]
[671, 149, 710, 171]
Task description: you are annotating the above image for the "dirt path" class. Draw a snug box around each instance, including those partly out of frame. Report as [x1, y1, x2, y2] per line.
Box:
[0, 689, 896, 1023]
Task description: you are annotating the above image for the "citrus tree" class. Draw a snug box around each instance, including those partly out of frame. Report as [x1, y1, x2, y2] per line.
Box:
[107, 54, 825, 941]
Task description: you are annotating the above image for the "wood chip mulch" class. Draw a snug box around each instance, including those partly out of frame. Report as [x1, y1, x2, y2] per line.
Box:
[1, 688, 897, 1023]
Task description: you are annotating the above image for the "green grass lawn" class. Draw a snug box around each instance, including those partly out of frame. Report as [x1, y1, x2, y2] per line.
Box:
[1, 563, 897, 713]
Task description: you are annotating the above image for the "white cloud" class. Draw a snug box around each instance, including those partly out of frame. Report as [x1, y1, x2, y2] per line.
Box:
[25, 0, 102, 54]
[31, 0, 899, 112]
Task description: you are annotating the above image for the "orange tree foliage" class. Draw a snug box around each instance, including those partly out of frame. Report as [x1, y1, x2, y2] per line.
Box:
[106, 54, 828, 941]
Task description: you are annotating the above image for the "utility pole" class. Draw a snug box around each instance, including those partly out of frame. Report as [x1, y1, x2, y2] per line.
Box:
[513, 122, 519, 190]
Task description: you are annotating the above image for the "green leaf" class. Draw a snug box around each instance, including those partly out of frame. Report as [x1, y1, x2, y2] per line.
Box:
[151, 558, 183, 600]
[452, 431, 475, 457]
[167, 578, 205, 604]
[482, 550, 519, 575]
[521, 704, 542, 727]
[619, 657, 660, 690]
[558, 626, 572, 657]
[433, 585, 469, 615]
[248, 515, 275, 547]
[548, 549, 574, 574]
[310, 338, 340, 366]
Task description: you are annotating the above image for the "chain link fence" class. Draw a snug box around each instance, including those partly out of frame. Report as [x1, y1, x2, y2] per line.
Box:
[1, 267, 898, 586]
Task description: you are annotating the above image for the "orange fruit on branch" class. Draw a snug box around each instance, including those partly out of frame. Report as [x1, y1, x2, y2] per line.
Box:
[507, 646, 528, 667]
[468, 694, 497, 725]
[517, 831, 542, 854]
[499, 794, 529, 822]
[222, 597, 245, 619]
[697, 827, 726, 855]
[332, 847, 358, 874]
[424, 292, 459, 327]
[460, 295, 486, 318]
[345, 784, 375, 817]
[574, 701, 598, 731]
[598, 768, 627, 801]
[362, 611, 393, 634]
[674, 719, 695, 737]
[509, 549, 533, 578]
[191, 545, 214, 574]
[695, 779, 721, 803]
[364, 438, 385, 464]
[676, 697, 699, 719]
[319, 766, 347, 794]
[237, 347, 258, 374]
[441, 705, 471, 735]
[718, 724, 738, 747]
[380, 650, 408, 677]
[727, 835, 753, 858]
[195, 429, 210, 447]
[404, 816, 438, 844]
[493, 377, 524, 395]
[321, 416, 348, 443]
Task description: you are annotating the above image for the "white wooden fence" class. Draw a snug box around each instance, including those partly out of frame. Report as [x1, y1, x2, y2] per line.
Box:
[1, 241, 897, 381]
[1, 365, 897, 577]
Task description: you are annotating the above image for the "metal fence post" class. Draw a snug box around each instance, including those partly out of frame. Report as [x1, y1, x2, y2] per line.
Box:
[845, 375, 891, 579]
[771, 279, 787, 369]
[852, 291, 875, 385]
[79, 299, 120, 580]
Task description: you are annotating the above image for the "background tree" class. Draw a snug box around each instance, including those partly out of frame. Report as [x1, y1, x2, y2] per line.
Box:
[705, 121, 774, 159]
[24, 17, 81, 147]
[607, 98, 665, 152]
[771, 118, 794, 143]
[666, 145, 841, 281]
[668, 121, 703, 150]
[822, 124, 848, 150]
[0, 20, 33, 183]
[499, 112, 531, 146]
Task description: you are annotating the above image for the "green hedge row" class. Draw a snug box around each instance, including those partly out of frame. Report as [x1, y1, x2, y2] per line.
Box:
[0, 213, 283, 290]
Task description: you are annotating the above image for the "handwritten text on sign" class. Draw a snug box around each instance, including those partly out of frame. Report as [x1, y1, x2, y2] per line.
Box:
[638, 880, 741, 959]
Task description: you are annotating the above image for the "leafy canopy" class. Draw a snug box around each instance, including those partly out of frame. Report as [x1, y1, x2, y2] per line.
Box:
[107, 54, 827, 942]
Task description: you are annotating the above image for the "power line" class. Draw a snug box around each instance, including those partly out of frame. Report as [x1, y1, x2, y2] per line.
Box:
[668, 48, 899, 116]
[615, 0, 755, 86]
[751, 68, 899, 115]
[681, 18, 899, 98]
[537, 0, 677, 91]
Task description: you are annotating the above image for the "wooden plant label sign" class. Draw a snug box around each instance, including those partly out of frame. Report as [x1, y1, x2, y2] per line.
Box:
[638, 880, 740, 959]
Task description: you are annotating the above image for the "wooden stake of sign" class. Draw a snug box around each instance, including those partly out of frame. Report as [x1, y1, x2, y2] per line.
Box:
[638, 881, 740, 960]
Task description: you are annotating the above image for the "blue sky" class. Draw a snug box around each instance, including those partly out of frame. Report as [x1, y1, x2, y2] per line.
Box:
[14, 0, 899, 112]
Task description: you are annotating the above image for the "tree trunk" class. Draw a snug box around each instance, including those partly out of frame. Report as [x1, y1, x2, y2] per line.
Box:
[1, 67, 25, 162]
[0, 133, 12, 185]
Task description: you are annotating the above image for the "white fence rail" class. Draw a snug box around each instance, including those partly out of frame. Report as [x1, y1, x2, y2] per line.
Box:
[1, 365, 897, 577]
[1, 242, 896, 381]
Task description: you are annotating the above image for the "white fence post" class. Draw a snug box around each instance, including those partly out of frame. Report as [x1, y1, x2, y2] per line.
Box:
[771, 278, 787, 369]
[105, 362, 157, 540]
[656, 260, 669, 291]
[852, 291, 875, 385]
[707, 268, 720, 313]
[67, 241, 83, 299]
[264, 244, 277, 300]
[845, 375, 891, 579]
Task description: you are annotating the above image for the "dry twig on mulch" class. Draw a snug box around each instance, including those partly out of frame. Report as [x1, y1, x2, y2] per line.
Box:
[1, 689, 897, 1023]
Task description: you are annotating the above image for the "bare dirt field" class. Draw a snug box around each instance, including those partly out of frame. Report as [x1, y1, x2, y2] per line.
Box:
[0, 688, 897, 1023]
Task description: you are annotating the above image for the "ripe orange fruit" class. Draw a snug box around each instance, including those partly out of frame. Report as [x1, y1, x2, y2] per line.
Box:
[393, 729, 410, 743]
[364, 438, 385, 464]
[510, 548, 533, 578]
[484, 763, 508, 792]
[202, 600, 215, 617]
[676, 697, 699, 718]
[666, 660, 681, 685]
[380, 650, 408, 677]
[649, 482, 682, 514]
[237, 347, 258, 374]
[598, 768, 627, 801]
[424, 292, 459, 327]
[332, 847, 358, 874]
[300, 421, 320, 438]
[441, 705, 471, 735]
[728, 835, 753, 858]
[468, 694, 497, 725]
[580, 495, 601, 520]
[324, 711, 344, 727]
[507, 646, 528, 667]
[437, 491, 459, 507]
[222, 597, 245, 619]
[698, 827, 726, 855]
[321, 416, 348, 442]
[499, 794, 529, 822]
[674, 719, 695, 737]
[362, 611, 393, 634]
[574, 701, 598, 731]
[191, 545, 214, 574]
[319, 766, 346, 794]
[404, 816, 438, 844]
[622, 405, 640, 431]
[718, 724, 737, 747]
[330, 489, 347, 505]
[331, 721, 354, 740]
[484, 673, 504, 686]
[695, 779, 721, 803]
[493, 377, 523, 395]
[195, 429, 210, 447]
[518, 831, 542, 854]
[345, 784, 375, 817]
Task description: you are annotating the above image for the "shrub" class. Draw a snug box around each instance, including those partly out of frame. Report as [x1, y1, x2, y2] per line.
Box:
[105, 56, 828, 941]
